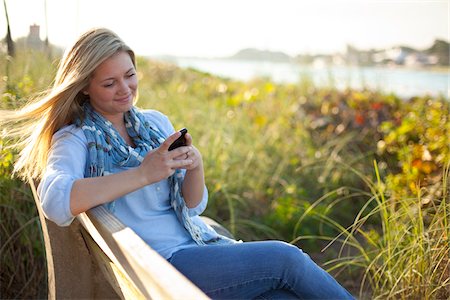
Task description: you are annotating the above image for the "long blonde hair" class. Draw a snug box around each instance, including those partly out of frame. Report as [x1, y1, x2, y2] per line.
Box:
[0, 28, 136, 180]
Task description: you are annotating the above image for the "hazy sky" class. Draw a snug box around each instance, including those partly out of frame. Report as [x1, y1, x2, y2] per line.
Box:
[1, 0, 448, 57]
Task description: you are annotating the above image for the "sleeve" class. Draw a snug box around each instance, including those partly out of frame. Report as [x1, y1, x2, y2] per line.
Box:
[142, 109, 209, 216]
[37, 127, 87, 226]
[187, 186, 208, 217]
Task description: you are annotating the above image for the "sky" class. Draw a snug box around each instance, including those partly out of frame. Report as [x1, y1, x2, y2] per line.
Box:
[1, 0, 449, 58]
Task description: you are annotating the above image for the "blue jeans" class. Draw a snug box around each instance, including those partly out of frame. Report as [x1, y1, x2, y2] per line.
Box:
[168, 241, 354, 299]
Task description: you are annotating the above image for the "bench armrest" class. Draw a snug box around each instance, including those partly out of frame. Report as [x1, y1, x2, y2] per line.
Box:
[78, 206, 209, 299]
[29, 177, 209, 300]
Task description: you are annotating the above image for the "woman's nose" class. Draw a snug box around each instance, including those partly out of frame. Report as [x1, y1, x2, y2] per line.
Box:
[117, 80, 130, 95]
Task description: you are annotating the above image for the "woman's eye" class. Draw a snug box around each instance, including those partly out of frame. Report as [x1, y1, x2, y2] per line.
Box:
[127, 73, 136, 78]
[103, 82, 114, 87]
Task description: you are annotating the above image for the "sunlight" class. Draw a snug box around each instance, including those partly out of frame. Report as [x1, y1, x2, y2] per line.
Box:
[0, 0, 447, 57]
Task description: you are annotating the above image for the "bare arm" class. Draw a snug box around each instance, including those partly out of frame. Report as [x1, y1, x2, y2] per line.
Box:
[178, 133, 206, 209]
[70, 168, 146, 215]
[182, 159, 205, 208]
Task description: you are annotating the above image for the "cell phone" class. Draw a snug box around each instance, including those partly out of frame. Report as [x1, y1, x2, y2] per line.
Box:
[168, 128, 188, 151]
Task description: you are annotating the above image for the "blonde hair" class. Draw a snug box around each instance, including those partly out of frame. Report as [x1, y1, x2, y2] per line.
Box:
[1, 28, 136, 180]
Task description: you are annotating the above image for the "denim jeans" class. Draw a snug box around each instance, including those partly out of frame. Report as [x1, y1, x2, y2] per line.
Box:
[168, 241, 354, 299]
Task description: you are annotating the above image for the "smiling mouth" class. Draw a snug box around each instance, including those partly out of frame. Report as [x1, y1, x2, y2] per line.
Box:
[115, 94, 132, 102]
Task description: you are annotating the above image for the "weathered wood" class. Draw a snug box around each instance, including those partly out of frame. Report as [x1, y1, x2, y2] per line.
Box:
[29, 178, 210, 300]
[29, 179, 119, 299]
[80, 228, 145, 299]
[78, 206, 210, 300]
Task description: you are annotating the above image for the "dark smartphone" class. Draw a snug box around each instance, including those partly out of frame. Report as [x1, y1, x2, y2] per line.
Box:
[168, 128, 188, 151]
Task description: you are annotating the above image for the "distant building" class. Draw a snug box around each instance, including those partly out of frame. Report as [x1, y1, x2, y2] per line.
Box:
[373, 47, 404, 65]
[383, 47, 409, 65]
[27, 24, 44, 50]
[345, 45, 374, 66]
[405, 53, 438, 67]
[332, 54, 346, 66]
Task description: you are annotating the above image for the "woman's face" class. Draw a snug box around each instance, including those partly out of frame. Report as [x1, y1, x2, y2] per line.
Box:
[84, 51, 137, 123]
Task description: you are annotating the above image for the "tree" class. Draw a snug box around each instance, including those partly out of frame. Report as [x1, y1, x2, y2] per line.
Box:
[426, 39, 449, 66]
[3, 0, 15, 57]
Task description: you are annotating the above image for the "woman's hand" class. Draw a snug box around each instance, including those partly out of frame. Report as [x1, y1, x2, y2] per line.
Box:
[138, 131, 193, 185]
[174, 133, 203, 171]
[70, 131, 198, 215]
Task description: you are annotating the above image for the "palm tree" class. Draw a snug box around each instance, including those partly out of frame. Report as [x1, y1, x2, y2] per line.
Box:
[43, 0, 52, 57]
[3, 0, 14, 57]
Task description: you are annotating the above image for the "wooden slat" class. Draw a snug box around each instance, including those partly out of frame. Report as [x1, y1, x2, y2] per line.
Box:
[28, 177, 57, 299]
[78, 206, 210, 300]
[30, 176, 211, 300]
[29, 178, 120, 299]
[81, 228, 145, 299]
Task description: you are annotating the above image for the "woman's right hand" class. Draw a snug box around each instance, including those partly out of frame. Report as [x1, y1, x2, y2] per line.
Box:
[138, 131, 193, 185]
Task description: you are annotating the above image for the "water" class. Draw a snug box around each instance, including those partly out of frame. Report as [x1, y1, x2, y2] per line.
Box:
[165, 57, 449, 99]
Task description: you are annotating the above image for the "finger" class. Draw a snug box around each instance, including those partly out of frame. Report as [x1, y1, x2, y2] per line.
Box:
[168, 145, 191, 159]
[173, 154, 184, 161]
[169, 158, 193, 169]
[173, 151, 190, 161]
[184, 133, 193, 146]
[160, 131, 182, 152]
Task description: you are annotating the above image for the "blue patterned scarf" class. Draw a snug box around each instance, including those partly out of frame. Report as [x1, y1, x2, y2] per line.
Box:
[77, 102, 210, 244]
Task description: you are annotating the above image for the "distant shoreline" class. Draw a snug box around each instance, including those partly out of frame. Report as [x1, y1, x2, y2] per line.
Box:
[151, 55, 450, 74]
[153, 56, 449, 100]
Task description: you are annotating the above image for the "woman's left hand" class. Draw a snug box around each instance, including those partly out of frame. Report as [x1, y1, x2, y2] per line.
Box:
[174, 133, 203, 171]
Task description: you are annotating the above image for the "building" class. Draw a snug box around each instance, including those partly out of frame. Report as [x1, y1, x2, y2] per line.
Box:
[26, 24, 44, 50]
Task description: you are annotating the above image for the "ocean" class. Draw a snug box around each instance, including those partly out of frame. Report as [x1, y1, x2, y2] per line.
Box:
[164, 57, 449, 100]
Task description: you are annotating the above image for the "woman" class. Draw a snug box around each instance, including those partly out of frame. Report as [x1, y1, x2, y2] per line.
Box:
[2, 28, 354, 299]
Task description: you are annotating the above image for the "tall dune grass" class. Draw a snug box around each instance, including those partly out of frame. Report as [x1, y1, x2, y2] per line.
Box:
[293, 161, 450, 299]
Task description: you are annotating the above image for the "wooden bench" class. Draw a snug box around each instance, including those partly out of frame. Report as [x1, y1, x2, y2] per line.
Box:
[29, 178, 232, 299]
